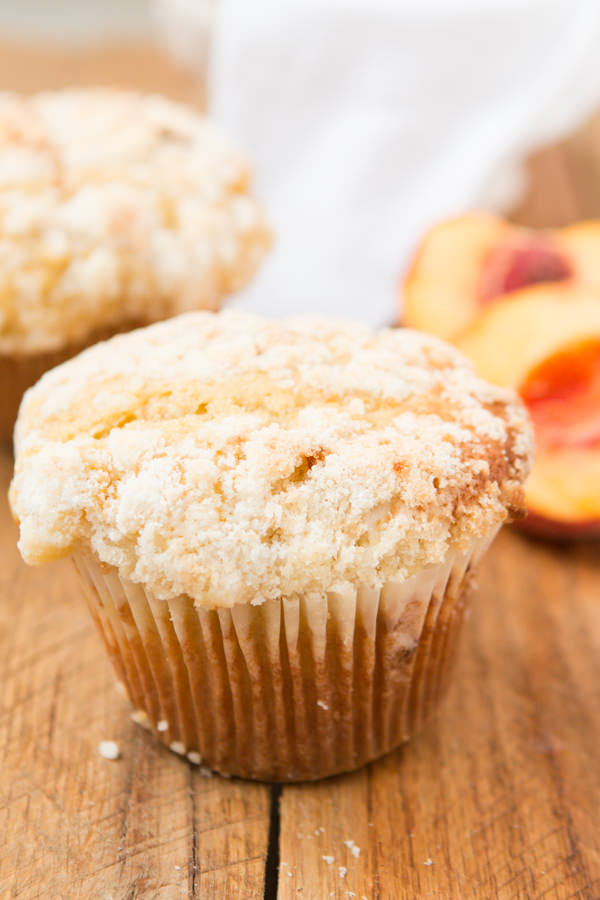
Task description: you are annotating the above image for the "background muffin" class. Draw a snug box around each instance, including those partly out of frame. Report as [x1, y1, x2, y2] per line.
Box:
[0, 88, 271, 440]
[10, 311, 532, 781]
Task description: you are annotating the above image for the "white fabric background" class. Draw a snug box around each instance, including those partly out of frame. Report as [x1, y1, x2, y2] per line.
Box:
[205, 0, 600, 325]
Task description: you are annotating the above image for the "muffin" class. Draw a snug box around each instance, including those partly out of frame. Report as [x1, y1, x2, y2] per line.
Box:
[0, 89, 271, 441]
[10, 312, 532, 781]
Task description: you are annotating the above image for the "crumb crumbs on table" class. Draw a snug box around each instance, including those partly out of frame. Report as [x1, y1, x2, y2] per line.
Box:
[98, 740, 120, 760]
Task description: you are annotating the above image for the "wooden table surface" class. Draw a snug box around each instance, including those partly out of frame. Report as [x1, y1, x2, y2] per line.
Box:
[1, 42, 600, 900]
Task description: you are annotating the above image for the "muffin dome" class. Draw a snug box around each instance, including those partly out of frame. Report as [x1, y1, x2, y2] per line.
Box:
[0, 89, 270, 355]
[11, 312, 532, 606]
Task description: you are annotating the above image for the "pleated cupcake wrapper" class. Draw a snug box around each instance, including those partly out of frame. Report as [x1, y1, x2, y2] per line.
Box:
[73, 526, 499, 782]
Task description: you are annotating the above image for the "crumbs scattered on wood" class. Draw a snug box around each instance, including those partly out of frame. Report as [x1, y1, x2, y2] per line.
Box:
[187, 751, 202, 765]
[344, 839, 361, 857]
[98, 740, 120, 760]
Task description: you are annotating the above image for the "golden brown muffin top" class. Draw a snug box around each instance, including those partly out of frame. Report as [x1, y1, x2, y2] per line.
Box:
[10, 312, 532, 606]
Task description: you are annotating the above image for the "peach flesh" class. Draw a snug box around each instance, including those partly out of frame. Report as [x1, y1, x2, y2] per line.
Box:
[519, 338, 600, 451]
[518, 338, 600, 537]
[478, 240, 572, 306]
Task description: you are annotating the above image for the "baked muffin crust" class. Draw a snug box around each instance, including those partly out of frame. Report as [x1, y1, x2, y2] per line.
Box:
[0, 89, 270, 355]
[10, 312, 532, 606]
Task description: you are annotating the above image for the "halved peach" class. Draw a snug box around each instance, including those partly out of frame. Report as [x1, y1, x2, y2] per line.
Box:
[456, 286, 600, 387]
[520, 450, 600, 539]
[402, 213, 600, 341]
[520, 338, 600, 451]
[456, 287, 600, 538]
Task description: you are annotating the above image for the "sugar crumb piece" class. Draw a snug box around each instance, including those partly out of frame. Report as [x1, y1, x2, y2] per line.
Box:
[174, 865, 181, 870]
[322, 855, 335, 865]
[424, 858, 433, 866]
[169, 741, 186, 756]
[187, 751, 202, 765]
[316, 700, 329, 710]
[98, 740, 120, 760]
[343, 839, 360, 856]
[338, 866, 347, 878]
[156, 719, 169, 732]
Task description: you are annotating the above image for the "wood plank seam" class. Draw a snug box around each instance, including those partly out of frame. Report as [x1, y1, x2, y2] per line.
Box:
[264, 784, 282, 900]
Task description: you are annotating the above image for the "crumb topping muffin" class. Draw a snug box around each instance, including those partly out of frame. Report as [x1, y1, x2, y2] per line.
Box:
[0, 89, 270, 355]
[11, 312, 532, 607]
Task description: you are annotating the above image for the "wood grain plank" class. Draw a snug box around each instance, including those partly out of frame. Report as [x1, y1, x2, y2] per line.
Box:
[510, 110, 600, 229]
[556, 110, 600, 222]
[0, 453, 270, 900]
[278, 530, 600, 900]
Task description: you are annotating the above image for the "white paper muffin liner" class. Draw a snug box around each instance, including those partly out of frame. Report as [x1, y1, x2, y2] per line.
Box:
[73, 526, 499, 781]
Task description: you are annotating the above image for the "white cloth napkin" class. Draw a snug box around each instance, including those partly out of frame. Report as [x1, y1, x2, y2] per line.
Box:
[154, 0, 216, 82]
[206, 0, 600, 325]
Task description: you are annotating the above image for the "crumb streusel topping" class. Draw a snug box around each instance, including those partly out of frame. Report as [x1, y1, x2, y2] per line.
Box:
[10, 312, 533, 606]
[0, 89, 270, 355]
